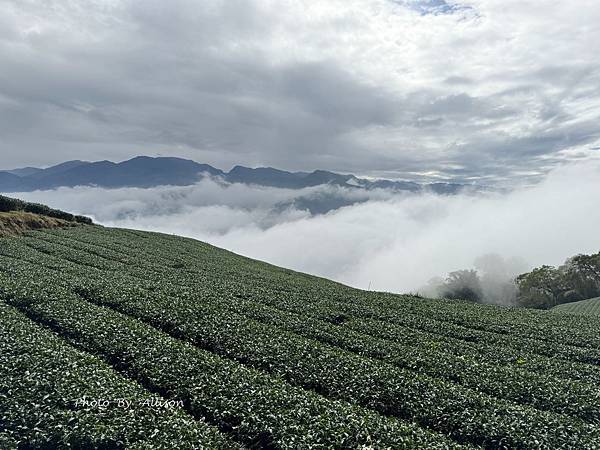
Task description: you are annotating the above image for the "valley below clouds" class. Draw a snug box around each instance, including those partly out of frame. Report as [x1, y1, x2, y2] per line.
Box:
[15, 159, 600, 295]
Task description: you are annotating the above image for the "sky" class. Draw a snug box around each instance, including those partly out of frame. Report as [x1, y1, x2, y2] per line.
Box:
[1, 0, 599, 184]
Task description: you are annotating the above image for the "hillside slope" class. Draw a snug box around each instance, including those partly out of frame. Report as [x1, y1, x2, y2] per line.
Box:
[2, 226, 600, 448]
[553, 297, 600, 316]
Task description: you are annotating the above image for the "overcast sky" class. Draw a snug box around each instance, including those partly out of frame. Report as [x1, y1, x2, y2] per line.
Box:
[1, 0, 599, 183]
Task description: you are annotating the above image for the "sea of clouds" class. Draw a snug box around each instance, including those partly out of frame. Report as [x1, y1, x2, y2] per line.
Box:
[13, 159, 600, 296]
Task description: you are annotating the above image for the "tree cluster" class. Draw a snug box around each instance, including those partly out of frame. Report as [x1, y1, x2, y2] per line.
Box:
[516, 253, 600, 309]
[427, 251, 600, 310]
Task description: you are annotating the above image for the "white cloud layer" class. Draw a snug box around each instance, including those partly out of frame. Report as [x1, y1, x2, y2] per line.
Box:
[14, 158, 600, 294]
[1, 0, 599, 182]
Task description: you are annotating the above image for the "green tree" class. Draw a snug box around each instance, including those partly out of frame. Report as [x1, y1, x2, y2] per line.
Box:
[441, 269, 483, 303]
[515, 265, 566, 309]
[562, 253, 600, 300]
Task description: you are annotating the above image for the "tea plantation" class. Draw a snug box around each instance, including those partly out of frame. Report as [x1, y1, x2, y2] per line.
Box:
[2, 225, 600, 448]
[553, 297, 600, 317]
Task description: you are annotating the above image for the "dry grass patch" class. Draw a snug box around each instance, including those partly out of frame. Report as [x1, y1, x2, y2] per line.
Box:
[0, 211, 80, 236]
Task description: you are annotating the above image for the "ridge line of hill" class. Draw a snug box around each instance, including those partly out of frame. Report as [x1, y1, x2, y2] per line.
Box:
[0, 155, 469, 194]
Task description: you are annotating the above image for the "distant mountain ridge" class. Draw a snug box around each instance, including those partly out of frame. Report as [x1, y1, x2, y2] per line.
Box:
[0, 156, 467, 194]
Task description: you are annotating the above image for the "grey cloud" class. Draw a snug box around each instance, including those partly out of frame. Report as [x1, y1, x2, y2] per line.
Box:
[444, 76, 473, 85]
[0, 0, 599, 183]
[0, 1, 399, 171]
[419, 93, 518, 120]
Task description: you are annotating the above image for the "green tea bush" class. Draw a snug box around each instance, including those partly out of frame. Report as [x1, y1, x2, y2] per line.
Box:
[3, 225, 600, 448]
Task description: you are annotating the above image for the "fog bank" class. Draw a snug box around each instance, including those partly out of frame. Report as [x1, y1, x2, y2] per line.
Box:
[12, 159, 600, 294]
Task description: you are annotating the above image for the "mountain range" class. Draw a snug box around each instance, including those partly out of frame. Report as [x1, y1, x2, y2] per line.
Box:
[0, 156, 467, 194]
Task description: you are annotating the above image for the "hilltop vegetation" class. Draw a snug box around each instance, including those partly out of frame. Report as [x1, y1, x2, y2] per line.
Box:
[0, 195, 92, 236]
[427, 251, 600, 310]
[0, 195, 92, 226]
[2, 223, 600, 448]
[0, 211, 80, 236]
[516, 252, 600, 309]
